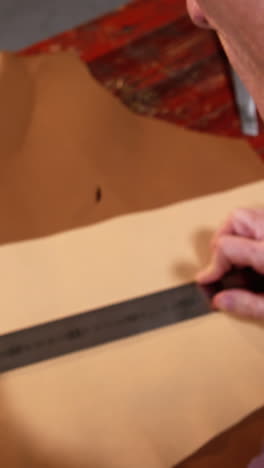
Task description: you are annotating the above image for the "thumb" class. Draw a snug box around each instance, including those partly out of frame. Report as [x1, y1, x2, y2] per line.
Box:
[197, 236, 264, 284]
[213, 289, 264, 320]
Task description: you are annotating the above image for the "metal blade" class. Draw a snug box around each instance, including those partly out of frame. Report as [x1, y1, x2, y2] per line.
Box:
[0, 283, 210, 374]
[231, 68, 259, 136]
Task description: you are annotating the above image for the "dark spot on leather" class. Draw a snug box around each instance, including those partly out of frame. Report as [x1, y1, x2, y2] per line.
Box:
[96, 187, 102, 203]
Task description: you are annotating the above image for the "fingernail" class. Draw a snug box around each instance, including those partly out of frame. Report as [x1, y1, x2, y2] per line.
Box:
[215, 293, 234, 311]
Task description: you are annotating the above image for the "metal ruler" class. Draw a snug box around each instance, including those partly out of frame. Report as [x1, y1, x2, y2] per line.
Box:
[0, 282, 209, 374]
[1, 267, 262, 374]
[231, 67, 259, 136]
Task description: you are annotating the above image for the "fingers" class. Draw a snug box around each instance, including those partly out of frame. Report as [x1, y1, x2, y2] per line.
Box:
[197, 241, 229, 283]
[197, 235, 264, 284]
[196, 207, 264, 320]
[213, 289, 264, 320]
[212, 208, 264, 248]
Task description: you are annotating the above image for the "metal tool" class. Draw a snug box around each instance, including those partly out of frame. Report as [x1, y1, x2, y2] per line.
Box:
[0, 282, 210, 374]
[231, 67, 259, 136]
[0, 268, 263, 374]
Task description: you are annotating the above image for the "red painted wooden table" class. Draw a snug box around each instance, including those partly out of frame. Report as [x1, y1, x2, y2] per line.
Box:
[20, 1, 264, 466]
[20, 0, 264, 158]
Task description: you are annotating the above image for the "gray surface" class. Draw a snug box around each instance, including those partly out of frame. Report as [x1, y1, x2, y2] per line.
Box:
[0, 0, 125, 51]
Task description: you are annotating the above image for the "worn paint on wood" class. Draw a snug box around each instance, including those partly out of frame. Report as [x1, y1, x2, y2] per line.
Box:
[20, 0, 264, 156]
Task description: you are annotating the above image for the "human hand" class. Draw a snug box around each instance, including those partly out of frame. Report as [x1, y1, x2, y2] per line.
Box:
[197, 208, 264, 319]
[248, 451, 264, 468]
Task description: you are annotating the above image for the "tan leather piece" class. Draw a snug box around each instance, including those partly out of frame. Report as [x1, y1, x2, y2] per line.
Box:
[1, 181, 264, 468]
[0, 51, 262, 245]
[0, 51, 264, 467]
